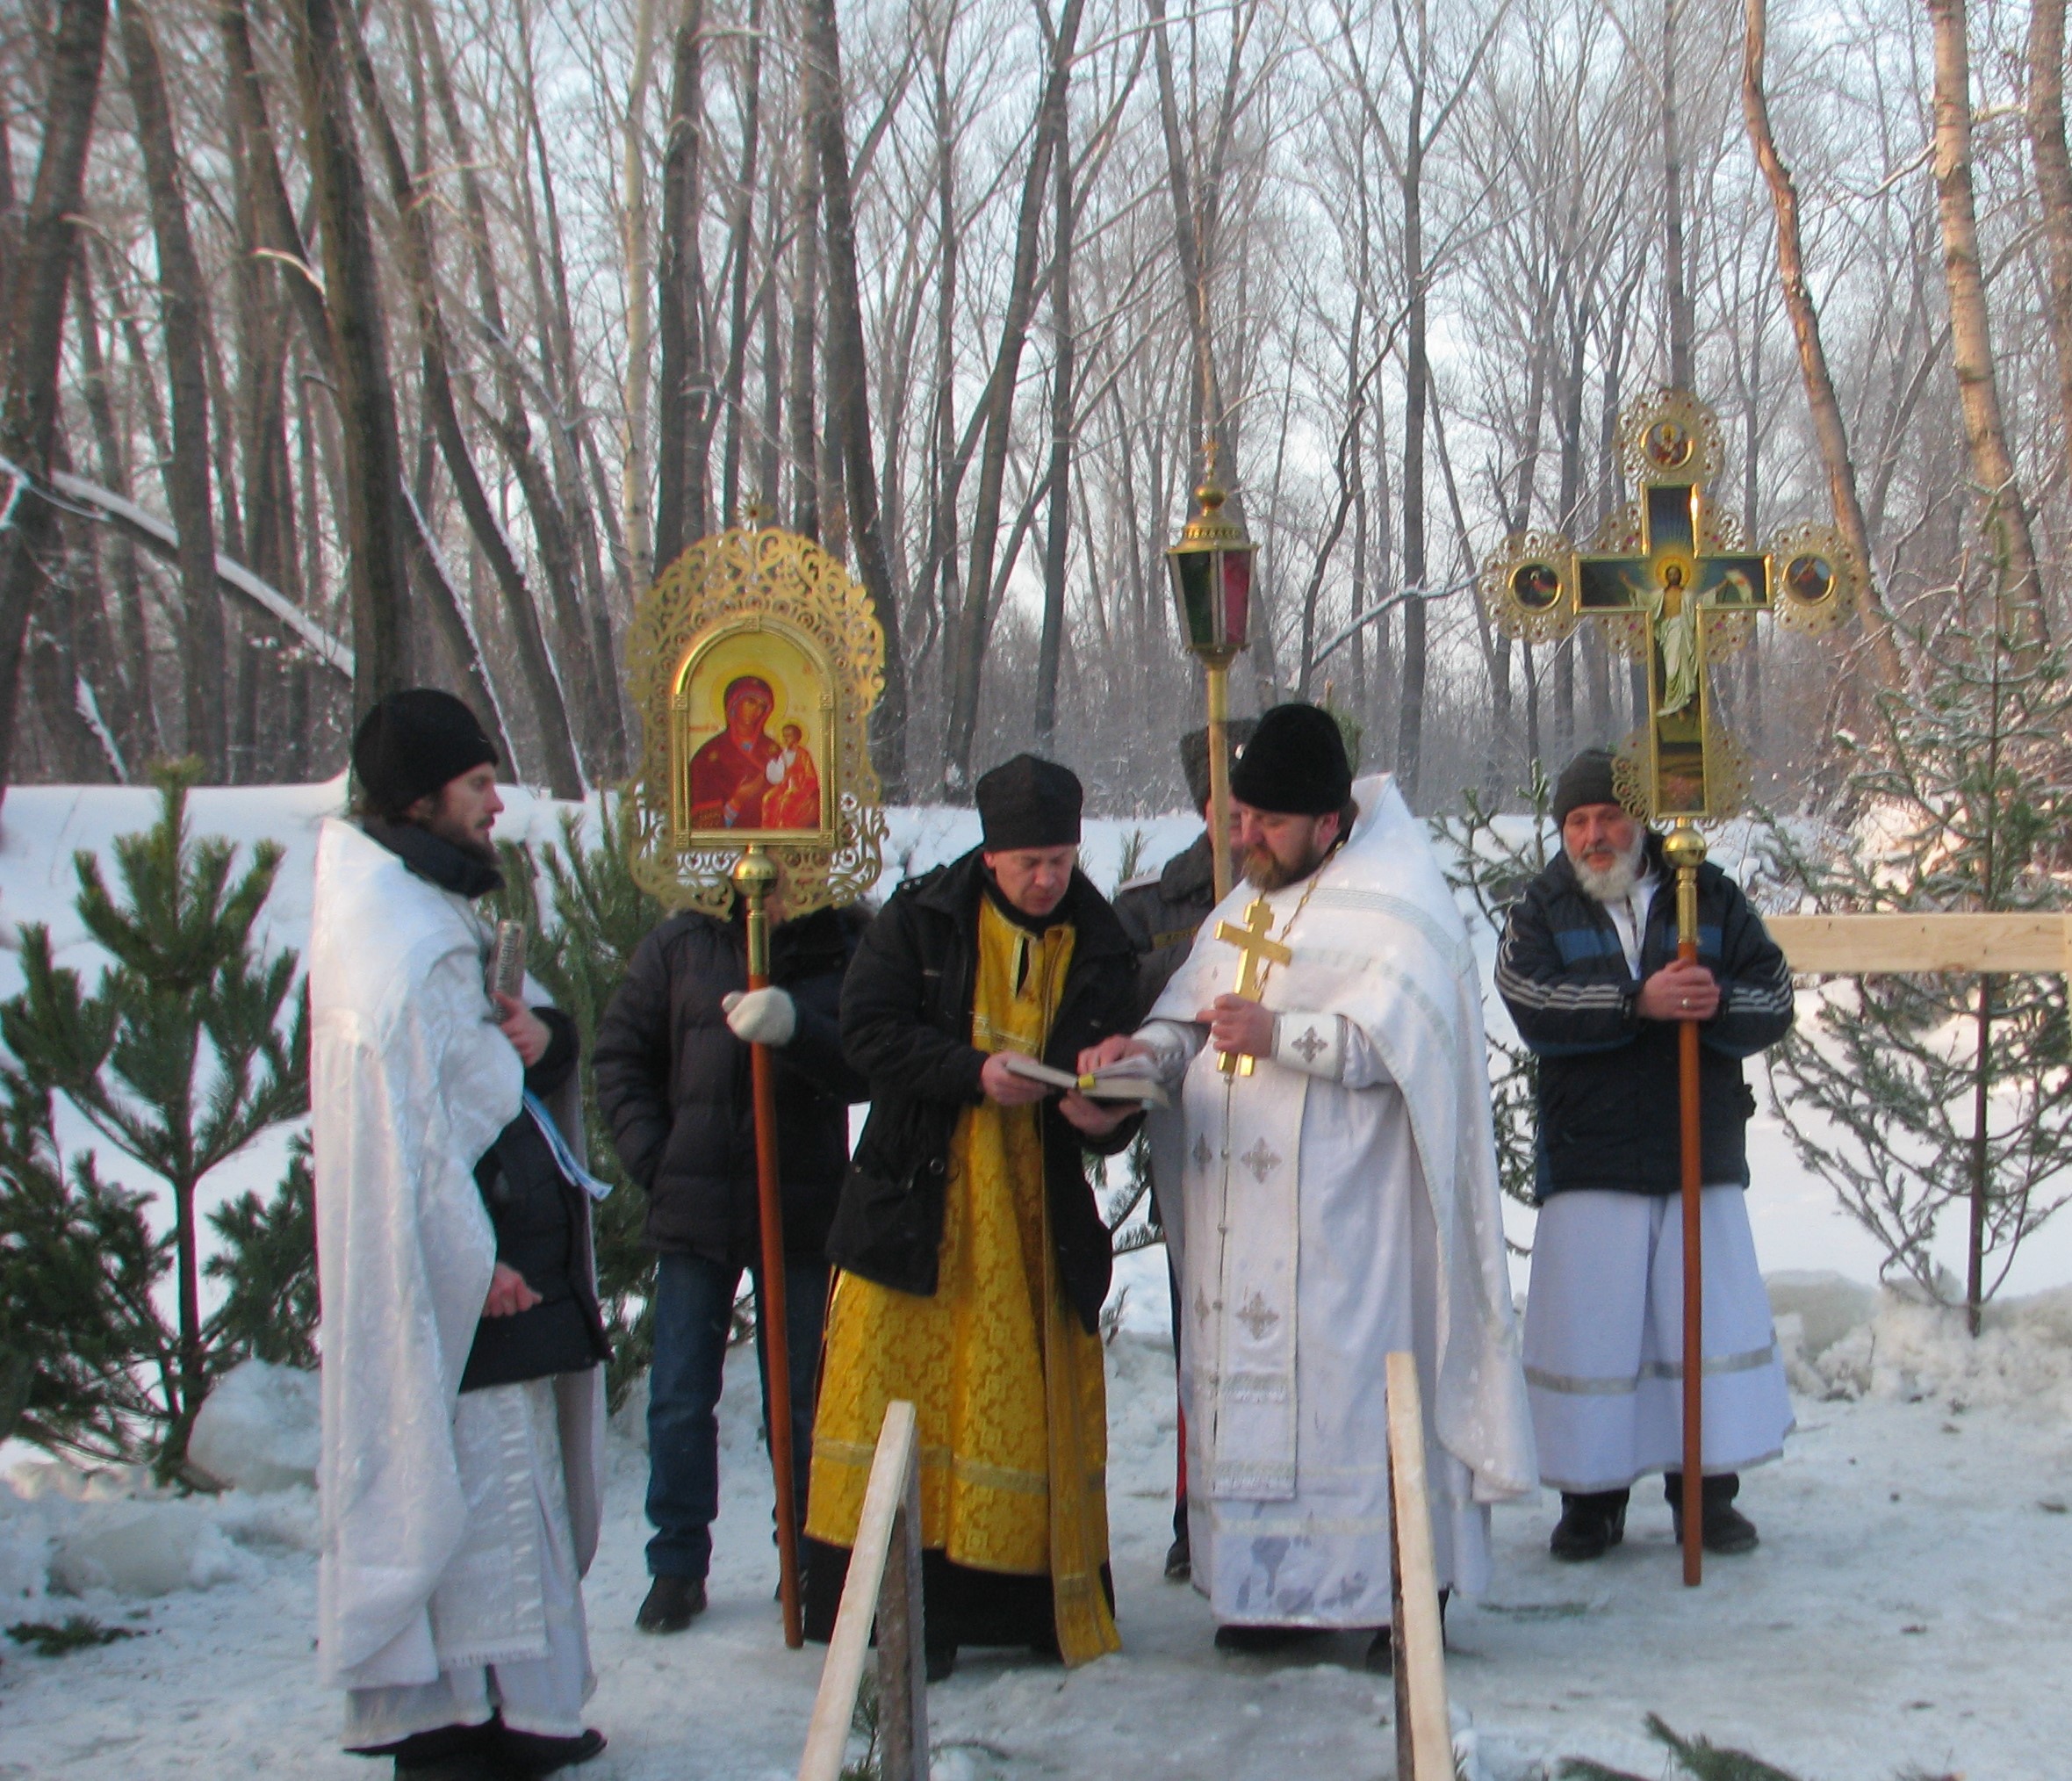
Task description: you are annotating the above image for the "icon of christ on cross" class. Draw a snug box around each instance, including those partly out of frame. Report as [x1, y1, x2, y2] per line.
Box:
[1479, 388, 1858, 825]
[1575, 478, 1771, 816]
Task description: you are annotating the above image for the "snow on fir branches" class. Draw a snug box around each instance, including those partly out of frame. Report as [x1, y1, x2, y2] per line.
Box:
[0, 762, 309, 1475]
[1758, 620, 2072, 1333]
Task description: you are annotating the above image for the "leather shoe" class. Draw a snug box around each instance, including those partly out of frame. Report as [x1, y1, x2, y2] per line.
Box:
[1163, 1532, 1191, 1583]
[498, 1727, 606, 1775]
[1213, 1623, 1322, 1654]
[636, 1574, 706, 1633]
[1666, 1474, 1759, 1554]
[1550, 1489, 1630, 1562]
[924, 1643, 958, 1682]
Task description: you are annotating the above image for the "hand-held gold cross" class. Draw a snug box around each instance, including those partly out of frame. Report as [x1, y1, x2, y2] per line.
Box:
[1212, 895, 1292, 1077]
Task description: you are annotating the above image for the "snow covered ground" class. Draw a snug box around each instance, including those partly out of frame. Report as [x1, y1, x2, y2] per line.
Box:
[5, 1284, 2072, 1779]
[5, 782, 2072, 1776]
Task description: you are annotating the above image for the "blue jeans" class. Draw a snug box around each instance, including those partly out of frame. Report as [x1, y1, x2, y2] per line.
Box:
[644, 1251, 828, 1582]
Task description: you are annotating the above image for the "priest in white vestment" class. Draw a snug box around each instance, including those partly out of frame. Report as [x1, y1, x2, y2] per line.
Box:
[313, 691, 608, 1781]
[1083, 703, 1535, 1664]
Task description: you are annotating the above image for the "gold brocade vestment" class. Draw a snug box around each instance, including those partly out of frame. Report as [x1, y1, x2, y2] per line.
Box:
[806, 898, 1119, 1665]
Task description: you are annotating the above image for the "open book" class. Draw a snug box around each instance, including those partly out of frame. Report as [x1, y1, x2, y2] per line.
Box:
[996, 1051, 1168, 1107]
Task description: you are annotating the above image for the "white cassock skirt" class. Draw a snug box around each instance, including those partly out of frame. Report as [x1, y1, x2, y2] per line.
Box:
[342, 1376, 595, 1748]
[1522, 1187, 1795, 1495]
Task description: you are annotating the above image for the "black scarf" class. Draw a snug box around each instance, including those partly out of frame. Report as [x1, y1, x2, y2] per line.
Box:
[362, 818, 504, 900]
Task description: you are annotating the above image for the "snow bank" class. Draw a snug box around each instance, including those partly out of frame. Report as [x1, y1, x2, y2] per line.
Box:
[187, 1359, 320, 1494]
[1766, 1271, 2072, 1414]
[2, 1363, 323, 1604]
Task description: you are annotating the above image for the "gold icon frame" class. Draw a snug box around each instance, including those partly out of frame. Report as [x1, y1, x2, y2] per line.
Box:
[624, 519, 886, 916]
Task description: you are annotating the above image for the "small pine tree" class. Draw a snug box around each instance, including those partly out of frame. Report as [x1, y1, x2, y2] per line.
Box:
[0, 1067, 163, 1460]
[1429, 763, 1554, 1215]
[0, 762, 308, 1473]
[491, 796, 665, 1407]
[1759, 621, 2072, 1332]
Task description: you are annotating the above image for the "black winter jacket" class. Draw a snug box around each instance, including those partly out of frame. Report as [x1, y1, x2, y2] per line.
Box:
[462, 1010, 611, 1391]
[1495, 835, 1793, 1199]
[1112, 830, 1217, 1024]
[827, 849, 1140, 1334]
[592, 903, 870, 1266]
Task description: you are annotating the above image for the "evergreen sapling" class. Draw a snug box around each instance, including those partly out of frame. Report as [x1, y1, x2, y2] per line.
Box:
[0, 763, 308, 1473]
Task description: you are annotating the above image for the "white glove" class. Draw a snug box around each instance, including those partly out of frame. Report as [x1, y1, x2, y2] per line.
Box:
[723, 986, 796, 1047]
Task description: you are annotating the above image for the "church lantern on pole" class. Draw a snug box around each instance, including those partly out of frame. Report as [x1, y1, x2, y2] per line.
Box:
[1166, 443, 1256, 904]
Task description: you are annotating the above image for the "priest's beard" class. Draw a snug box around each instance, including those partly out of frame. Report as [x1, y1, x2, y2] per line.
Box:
[422, 804, 500, 868]
[1243, 831, 1333, 893]
[1572, 828, 1647, 903]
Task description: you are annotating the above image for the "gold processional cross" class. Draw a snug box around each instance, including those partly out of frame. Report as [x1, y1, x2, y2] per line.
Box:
[1482, 389, 1856, 821]
[1213, 895, 1291, 1078]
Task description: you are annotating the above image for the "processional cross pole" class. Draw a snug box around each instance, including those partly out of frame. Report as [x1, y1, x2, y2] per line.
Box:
[1212, 896, 1292, 1078]
[1483, 390, 1860, 1586]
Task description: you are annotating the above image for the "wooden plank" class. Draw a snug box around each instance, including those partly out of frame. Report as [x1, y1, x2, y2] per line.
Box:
[1766, 912, 2072, 976]
[875, 1433, 929, 1781]
[1385, 1353, 1452, 1780]
[799, 1400, 918, 1781]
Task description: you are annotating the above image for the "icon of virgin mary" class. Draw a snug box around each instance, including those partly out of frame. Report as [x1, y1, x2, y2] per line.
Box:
[687, 674, 783, 828]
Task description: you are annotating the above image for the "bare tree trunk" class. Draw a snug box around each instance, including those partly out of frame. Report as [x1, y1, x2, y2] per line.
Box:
[720, 0, 766, 524]
[119, 0, 227, 778]
[1743, 0, 1906, 686]
[2027, 0, 2072, 501]
[341, 3, 584, 795]
[287, 0, 409, 717]
[759, 166, 784, 510]
[1034, 105, 1076, 753]
[623, 0, 661, 595]
[787, 106, 822, 541]
[1662, 0, 1694, 388]
[412, 0, 618, 774]
[1148, 0, 1220, 456]
[72, 254, 157, 767]
[1928, 0, 2049, 640]
[0, 0, 110, 804]
[655, 0, 710, 570]
[801, 0, 908, 795]
[940, 0, 1085, 793]
[1396, 32, 1431, 805]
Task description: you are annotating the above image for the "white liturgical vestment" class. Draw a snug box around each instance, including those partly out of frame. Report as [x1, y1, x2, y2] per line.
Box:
[1141, 775, 1535, 1626]
[310, 818, 604, 1727]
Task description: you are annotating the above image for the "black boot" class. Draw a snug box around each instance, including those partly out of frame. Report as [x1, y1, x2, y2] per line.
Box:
[1666, 1472, 1757, 1554]
[497, 1727, 607, 1776]
[636, 1573, 707, 1633]
[1550, 1489, 1630, 1561]
[1164, 1528, 1192, 1583]
[356, 1721, 501, 1781]
[1214, 1623, 1325, 1654]
[1363, 1589, 1448, 1672]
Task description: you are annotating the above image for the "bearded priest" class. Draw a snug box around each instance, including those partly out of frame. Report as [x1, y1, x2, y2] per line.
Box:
[1080, 703, 1535, 1668]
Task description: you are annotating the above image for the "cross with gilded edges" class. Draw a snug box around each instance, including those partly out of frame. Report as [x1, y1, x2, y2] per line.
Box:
[1481, 390, 1857, 822]
[1212, 895, 1291, 1078]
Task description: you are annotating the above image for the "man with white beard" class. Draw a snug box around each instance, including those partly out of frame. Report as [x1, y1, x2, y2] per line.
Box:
[1497, 747, 1795, 1563]
[1081, 703, 1535, 1666]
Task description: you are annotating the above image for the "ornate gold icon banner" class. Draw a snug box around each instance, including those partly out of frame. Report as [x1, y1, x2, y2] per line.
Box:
[624, 516, 887, 916]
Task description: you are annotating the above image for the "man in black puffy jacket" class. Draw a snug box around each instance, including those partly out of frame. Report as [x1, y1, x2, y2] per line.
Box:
[592, 890, 868, 1633]
[1497, 747, 1796, 1565]
[803, 755, 1140, 1677]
